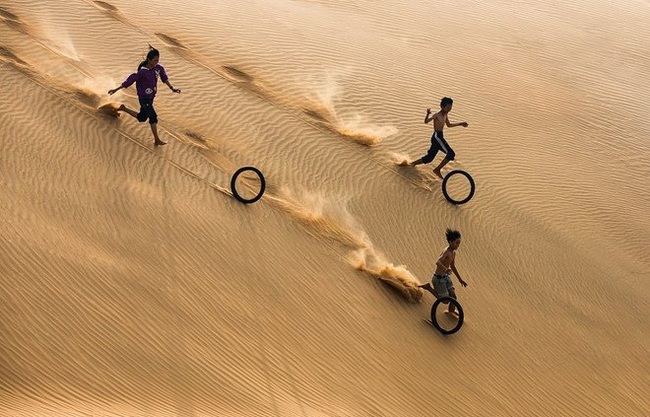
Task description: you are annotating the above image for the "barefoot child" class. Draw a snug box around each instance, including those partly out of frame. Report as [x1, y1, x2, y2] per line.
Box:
[418, 229, 468, 315]
[410, 97, 468, 178]
[108, 47, 181, 146]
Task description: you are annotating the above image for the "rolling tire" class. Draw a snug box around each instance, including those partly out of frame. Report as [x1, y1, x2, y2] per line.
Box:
[442, 170, 475, 205]
[430, 296, 464, 335]
[230, 166, 266, 204]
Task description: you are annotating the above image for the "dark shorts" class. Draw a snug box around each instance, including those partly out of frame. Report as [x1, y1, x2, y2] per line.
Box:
[421, 131, 455, 163]
[137, 97, 158, 124]
[431, 274, 455, 298]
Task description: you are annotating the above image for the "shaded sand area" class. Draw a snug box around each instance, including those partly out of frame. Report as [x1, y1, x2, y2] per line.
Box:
[1, 0, 648, 416]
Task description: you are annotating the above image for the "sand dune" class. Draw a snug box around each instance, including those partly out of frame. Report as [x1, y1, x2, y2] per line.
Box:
[1, 0, 648, 416]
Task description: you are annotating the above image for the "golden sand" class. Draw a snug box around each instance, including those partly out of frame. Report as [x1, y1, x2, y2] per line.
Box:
[1, 0, 648, 415]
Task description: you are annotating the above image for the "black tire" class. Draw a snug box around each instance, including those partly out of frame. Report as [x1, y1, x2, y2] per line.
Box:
[230, 166, 266, 204]
[430, 296, 464, 335]
[442, 170, 475, 205]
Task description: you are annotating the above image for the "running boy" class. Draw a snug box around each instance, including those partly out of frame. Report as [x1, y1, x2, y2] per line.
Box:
[410, 97, 468, 178]
[418, 229, 468, 315]
[108, 47, 181, 146]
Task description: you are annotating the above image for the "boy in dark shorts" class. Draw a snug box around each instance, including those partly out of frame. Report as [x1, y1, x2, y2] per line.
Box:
[410, 97, 468, 178]
[418, 229, 468, 315]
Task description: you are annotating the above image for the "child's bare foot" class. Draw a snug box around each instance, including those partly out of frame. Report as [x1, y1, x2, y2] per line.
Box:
[446, 309, 459, 317]
[433, 168, 443, 179]
[154, 140, 167, 146]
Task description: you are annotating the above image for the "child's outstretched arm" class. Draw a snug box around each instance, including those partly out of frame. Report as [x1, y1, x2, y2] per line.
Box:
[445, 116, 468, 128]
[450, 259, 468, 287]
[107, 86, 124, 95]
[108, 72, 139, 95]
[163, 79, 181, 94]
[159, 67, 181, 94]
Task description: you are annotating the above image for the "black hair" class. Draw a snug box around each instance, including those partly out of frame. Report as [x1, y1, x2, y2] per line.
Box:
[440, 97, 453, 108]
[445, 228, 461, 243]
[137, 46, 160, 71]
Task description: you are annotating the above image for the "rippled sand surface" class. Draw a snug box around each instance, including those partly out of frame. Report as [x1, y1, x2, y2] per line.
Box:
[1, 0, 648, 415]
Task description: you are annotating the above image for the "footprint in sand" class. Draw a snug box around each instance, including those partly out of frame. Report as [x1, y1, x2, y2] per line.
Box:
[97, 103, 121, 118]
[221, 65, 254, 83]
[181, 130, 210, 148]
[0, 46, 29, 67]
[155, 32, 187, 50]
[93, 1, 119, 12]
[0, 7, 21, 23]
[72, 89, 102, 108]
[92, 1, 139, 31]
[0, 7, 33, 35]
[300, 107, 378, 146]
[184, 131, 206, 142]
[154, 33, 257, 88]
[302, 108, 331, 123]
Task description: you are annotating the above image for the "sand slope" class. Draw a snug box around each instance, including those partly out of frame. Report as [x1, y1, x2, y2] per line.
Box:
[1, 0, 648, 416]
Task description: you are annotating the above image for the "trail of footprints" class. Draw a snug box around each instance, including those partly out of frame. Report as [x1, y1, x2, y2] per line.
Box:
[1, 1, 428, 301]
[2, 0, 434, 189]
[149, 32, 368, 144]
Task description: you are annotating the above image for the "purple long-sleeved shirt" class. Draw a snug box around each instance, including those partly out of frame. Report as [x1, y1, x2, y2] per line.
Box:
[121, 64, 169, 99]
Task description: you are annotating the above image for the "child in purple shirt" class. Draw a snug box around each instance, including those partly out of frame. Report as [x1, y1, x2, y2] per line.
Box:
[108, 47, 181, 146]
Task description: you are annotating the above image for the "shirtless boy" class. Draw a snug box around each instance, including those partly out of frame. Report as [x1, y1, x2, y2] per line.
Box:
[410, 97, 468, 178]
[418, 229, 468, 315]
